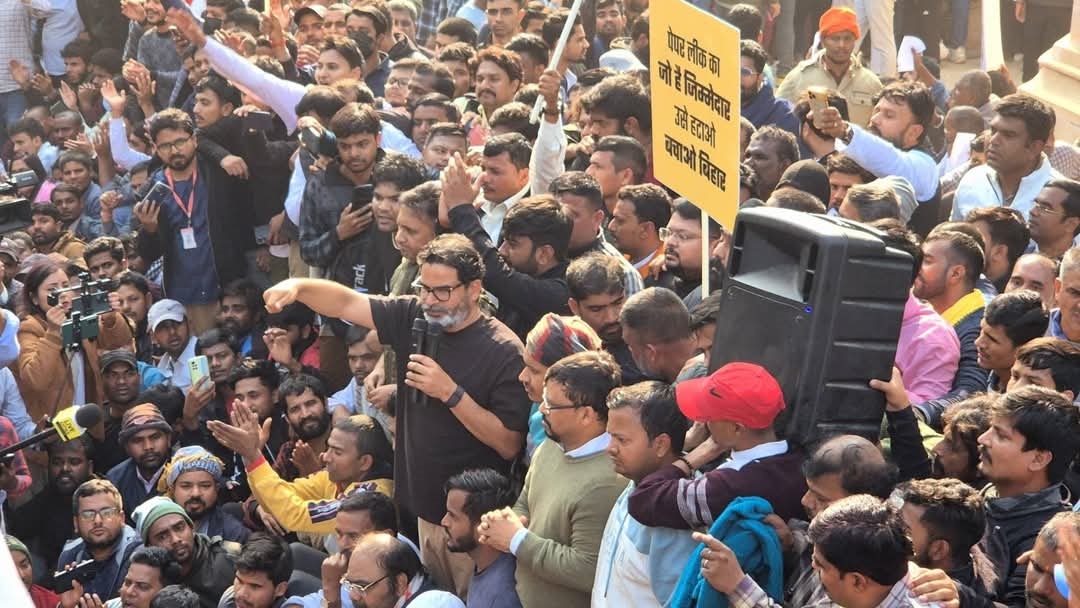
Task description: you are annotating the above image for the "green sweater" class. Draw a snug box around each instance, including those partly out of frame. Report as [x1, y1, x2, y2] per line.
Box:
[513, 438, 629, 608]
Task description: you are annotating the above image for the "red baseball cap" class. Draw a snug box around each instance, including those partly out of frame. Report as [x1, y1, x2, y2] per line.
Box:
[676, 362, 786, 428]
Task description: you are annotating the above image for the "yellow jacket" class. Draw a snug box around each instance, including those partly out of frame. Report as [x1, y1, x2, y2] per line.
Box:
[247, 458, 393, 535]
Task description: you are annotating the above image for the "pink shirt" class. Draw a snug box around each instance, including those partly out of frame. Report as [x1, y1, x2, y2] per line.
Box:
[895, 293, 961, 402]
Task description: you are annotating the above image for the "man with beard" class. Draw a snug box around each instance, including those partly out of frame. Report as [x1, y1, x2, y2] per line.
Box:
[106, 404, 174, 518]
[743, 127, 799, 201]
[977, 386, 1080, 606]
[657, 200, 723, 301]
[161, 446, 249, 543]
[149, 299, 199, 393]
[263, 234, 530, 597]
[98, 350, 150, 472]
[618, 287, 698, 383]
[590, 0, 626, 62]
[477, 351, 627, 608]
[911, 229, 989, 427]
[12, 437, 95, 571]
[444, 179, 572, 339]
[210, 409, 393, 536]
[341, 533, 463, 608]
[739, 41, 797, 134]
[132, 109, 255, 336]
[133, 496, 238, 608]
[931, 395, 992, 487]
[218, 279, 266, 357]
[593, 382, 697, 607]
[57, 480, 142, 600]
[566, 254, 646, 384]
[441, 469, 521, 608]
[274, 374, 335, 482]
[893, 478, 996, 599]
[28, 203, 85, 263]
[816, 81, 939, 209]
[115, 272, 157, 363]
[132, 0, 183, 109]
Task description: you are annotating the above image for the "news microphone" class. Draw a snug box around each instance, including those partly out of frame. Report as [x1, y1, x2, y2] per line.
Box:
[0, 403, 103, 458]
[410, 318, 428, 407]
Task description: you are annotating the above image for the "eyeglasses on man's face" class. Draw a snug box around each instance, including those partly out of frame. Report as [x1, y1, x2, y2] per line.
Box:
[341, 574, 390, 596]
[411, 279, 463, 302]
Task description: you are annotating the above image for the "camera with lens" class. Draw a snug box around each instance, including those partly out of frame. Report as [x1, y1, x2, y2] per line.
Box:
[0, 170, 39, 234]
[47, 273, 115, 350]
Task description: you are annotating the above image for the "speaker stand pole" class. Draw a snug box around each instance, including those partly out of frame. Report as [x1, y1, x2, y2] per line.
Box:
[701, 213, 711, 295]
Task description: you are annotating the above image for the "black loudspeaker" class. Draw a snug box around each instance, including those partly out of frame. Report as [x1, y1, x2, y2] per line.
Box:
[710, 208, 912, 446]
[0, 197, 31, 235]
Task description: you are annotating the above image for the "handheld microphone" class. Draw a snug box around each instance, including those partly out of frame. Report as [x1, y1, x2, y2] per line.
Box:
[423, 324, 442, 406]
[410, 318, 428, 407]
[0, 403, 103, 459]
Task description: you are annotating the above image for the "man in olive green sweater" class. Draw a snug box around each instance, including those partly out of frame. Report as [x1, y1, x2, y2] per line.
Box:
[477, 350, 629, 608]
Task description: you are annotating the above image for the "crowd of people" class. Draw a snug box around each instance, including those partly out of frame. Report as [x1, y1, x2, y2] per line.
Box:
[0, 0, 1079, 607]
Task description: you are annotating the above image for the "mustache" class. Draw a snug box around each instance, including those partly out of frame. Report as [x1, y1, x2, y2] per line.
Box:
[978, 447, 991, 463]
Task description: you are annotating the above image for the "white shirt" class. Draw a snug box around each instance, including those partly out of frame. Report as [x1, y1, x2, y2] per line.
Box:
[156, 336, 198, 393]
[718, 439, 790, 472]
[480, 183, 531, 244]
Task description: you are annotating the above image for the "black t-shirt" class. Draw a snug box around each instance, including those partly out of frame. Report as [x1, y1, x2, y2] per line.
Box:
[369, 296, 530, 522]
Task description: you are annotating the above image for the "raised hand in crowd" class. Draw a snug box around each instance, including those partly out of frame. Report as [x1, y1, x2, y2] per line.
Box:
[335, 200, 374, 241]
[8, 60, 31, 90]
[208, 400, 272, 463]
[180, 376, 215, 431]
[119, 0, 146, 23]
[166, 7, 207, 48]
[291, 439, 322, 477]
[133, 198, 161, 233]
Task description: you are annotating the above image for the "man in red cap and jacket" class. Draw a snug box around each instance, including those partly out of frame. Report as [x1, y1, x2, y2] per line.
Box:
[627, 362, 807, 529]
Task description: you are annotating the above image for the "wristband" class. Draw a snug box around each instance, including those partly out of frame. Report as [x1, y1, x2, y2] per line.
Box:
[676, 456, 694, 476]
[445, 385, 465, 408]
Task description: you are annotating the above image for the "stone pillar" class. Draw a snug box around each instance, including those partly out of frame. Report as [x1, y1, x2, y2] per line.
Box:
[1020, 2, 1080, 144]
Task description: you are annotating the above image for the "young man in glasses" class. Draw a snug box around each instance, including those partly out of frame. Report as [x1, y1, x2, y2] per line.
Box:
[56, 480, 142, 600]
[264, 233, 531, 599]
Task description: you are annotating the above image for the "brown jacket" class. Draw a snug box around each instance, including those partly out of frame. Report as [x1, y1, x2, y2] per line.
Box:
[14, 311, 134, 422]
[38, 231, 87, 266]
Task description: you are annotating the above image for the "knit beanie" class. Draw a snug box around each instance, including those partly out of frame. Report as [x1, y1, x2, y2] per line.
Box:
[118, 404, 173, 445]
[6, 535, 30, 559]
[524, 313, 602, 367]
[160, 446, 225, 497]
[132, 496, 193, 543]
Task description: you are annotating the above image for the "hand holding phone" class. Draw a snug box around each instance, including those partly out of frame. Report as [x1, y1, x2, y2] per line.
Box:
[351, 184, 374, 213]
[189, 354, 210, 387]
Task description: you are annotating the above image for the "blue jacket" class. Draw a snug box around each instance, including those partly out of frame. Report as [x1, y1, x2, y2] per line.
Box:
[741, 82, 798, 135]
[57, 525, 142, 599]
[106, 458, 163, 523]
[669, 496, 785, 608]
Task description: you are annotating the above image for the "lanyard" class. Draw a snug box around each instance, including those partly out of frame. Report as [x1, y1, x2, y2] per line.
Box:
[165, 164, 198, 226]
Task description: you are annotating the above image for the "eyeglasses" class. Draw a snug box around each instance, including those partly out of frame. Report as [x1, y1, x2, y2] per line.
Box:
[540, 394, 583, 412]
[156, 136, 192, 152]
[78, 507, 121, 522]
[341, 574, 389, 596]
[387, 77, 410, 87]
[1032, 200, 1064, 215]
[411, 279, 463, 302]
[659, 227, 700, 243]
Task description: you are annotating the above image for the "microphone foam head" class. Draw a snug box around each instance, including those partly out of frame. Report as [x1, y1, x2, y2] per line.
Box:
[74, 403, 104, 428]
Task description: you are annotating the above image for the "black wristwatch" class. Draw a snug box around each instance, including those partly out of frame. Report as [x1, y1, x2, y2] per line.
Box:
[445, 385, 466, 408]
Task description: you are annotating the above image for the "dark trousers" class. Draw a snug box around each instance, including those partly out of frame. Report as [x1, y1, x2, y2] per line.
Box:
[1022, 3, 1072, 81]
[898, 0, 943, 61]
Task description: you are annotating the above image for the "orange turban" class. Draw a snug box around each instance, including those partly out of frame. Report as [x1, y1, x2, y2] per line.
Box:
[819, 7, 860, 39]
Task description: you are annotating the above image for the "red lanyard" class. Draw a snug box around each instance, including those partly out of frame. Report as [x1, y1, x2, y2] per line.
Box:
[165, 164, 198, 226]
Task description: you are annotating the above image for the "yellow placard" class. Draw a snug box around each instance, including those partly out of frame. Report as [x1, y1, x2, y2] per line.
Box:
[650, 3, 741, 230]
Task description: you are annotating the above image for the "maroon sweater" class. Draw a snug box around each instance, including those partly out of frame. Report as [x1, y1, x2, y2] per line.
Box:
[629, 449, 808, 529]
